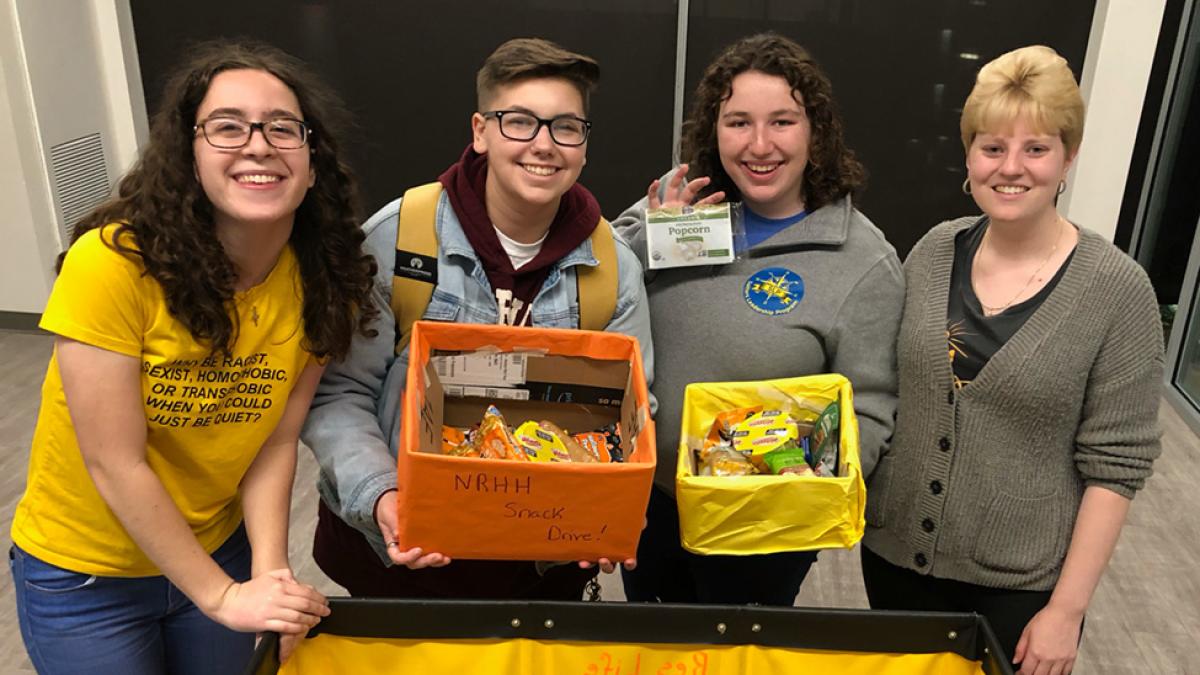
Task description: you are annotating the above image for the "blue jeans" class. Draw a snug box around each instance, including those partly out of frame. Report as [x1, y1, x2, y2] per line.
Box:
[10, 526, 254, 675]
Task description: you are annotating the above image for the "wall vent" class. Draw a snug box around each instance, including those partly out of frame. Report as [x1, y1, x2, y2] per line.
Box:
[49, 132, 112, 244]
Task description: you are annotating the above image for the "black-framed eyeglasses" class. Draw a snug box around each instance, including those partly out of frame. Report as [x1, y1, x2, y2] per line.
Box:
[482, 110, 592, 147]
[194, 115, 311, 150]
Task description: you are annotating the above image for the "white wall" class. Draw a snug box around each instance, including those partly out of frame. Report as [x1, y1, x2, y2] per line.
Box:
[92, 0, 148, 175]
[0, 0, 57, 313]
[1061, 0, 1168, 241]
[0, 0, 145, 315]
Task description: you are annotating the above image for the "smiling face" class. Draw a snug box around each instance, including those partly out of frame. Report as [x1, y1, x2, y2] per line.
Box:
[966, 116, 1076, 226]
[472, 77, 587, 215]
[716, 70, 811, 219]
[193, 68, 314, 235]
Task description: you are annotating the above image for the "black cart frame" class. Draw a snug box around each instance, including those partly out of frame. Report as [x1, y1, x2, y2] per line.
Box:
[246, 598, 1014, 675]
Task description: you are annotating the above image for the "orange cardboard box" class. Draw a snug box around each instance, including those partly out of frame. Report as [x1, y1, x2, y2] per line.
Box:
[397, 321, 656, 561]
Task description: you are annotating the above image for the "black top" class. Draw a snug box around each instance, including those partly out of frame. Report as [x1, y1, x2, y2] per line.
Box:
[947, 217, 1076, 388]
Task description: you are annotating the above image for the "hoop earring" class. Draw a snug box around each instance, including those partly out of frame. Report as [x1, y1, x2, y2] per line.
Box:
[1057, 180, 1066, 195]
[961, 178, 972, 195]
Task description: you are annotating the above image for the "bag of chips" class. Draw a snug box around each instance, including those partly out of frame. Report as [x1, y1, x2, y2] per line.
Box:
[807, 401, 840, 477]
[472, 405, 527, 461]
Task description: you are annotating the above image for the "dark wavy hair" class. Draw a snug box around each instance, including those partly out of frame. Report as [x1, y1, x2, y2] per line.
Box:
[681, 33, 865, 211]
[64, 39, 377, 360]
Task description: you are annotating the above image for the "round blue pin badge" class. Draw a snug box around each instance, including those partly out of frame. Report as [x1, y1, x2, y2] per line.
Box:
[743, 267, 805, 315]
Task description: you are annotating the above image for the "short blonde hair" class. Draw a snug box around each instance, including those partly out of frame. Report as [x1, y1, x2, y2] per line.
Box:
[960, 45, 1085, 155]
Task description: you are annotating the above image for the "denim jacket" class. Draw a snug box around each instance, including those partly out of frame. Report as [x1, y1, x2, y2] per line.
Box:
[301, 193, 654, 559]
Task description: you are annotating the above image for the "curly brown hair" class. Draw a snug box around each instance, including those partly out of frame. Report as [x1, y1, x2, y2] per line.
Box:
[65, 39, 377, 360]
[681, 33, 865, 211]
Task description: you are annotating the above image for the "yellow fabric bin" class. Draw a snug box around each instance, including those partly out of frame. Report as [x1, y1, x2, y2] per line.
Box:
[281, 636, 987, 674]
[676, 373, 866, 555]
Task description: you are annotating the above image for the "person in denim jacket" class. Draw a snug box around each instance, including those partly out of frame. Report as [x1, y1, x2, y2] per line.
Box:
[301, 38, 652, 600]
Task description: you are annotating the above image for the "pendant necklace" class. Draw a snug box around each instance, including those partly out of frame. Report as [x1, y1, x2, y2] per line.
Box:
[976, 217, 1065, 317]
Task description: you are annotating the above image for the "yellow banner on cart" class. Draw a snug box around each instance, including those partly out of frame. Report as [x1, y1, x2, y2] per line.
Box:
[279, 635, 987, 674]
[675, 374, 866, 555]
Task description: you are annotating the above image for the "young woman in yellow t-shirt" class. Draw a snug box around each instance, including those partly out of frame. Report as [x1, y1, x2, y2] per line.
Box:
[9, 40, 378, 674]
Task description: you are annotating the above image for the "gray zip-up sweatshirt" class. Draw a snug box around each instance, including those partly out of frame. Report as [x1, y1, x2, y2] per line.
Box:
[612, 189, 903, 492]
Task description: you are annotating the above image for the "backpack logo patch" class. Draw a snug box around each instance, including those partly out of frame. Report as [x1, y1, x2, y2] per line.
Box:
[395, 250, 437, 284]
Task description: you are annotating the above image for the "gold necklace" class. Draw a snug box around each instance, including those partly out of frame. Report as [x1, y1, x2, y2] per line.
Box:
[975, 217, 1065, 317]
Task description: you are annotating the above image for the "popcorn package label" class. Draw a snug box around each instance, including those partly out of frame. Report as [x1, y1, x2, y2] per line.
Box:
[646, 203, 735, 269]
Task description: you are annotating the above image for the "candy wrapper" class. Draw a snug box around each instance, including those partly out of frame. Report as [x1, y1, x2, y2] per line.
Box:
[694, 403, 839, 477]
[599, 423, 624, 462]
[573, 431, 614, 462]
[762, 442, 813, 476]
[807, 401, 840, 477]
[731, 409, 801, 465]
[472, 405, 528, 461]
[514, 420, 567, 462]
[698, 446, 756, 476]
[440, 425, 479, 457]
[442, 406, 623, 464]
[541, 420, 597, 463]
[702, 406, 761, 458]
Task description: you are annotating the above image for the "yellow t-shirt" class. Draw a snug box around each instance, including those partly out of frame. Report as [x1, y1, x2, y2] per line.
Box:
[12, 225, 312, 576]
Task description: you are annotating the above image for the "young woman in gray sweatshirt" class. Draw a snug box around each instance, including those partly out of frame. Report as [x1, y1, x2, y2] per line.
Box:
[613, 33, 903, 607]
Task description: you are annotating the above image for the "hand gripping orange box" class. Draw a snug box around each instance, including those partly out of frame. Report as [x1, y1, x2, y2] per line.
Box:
[397, 321, 656, 561]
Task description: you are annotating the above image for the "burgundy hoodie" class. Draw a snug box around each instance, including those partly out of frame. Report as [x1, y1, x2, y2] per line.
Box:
[438, 145, 601, 325]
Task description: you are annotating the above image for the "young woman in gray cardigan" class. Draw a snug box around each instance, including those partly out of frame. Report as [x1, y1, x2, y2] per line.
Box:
[861, 46, 1163, 675]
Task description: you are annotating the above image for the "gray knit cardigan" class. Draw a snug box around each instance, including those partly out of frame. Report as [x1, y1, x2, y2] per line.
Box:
[863, 217, 1164, 592]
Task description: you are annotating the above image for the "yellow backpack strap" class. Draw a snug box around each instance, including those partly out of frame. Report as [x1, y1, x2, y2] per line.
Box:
[391, 182, 443, 354]
[577, 217, 619, 332]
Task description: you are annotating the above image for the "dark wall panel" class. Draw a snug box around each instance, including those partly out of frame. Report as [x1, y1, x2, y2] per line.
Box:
[130, 1, 677, 218]
[685, 0, 1095, 258]
[132, 1, 1095, 257]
